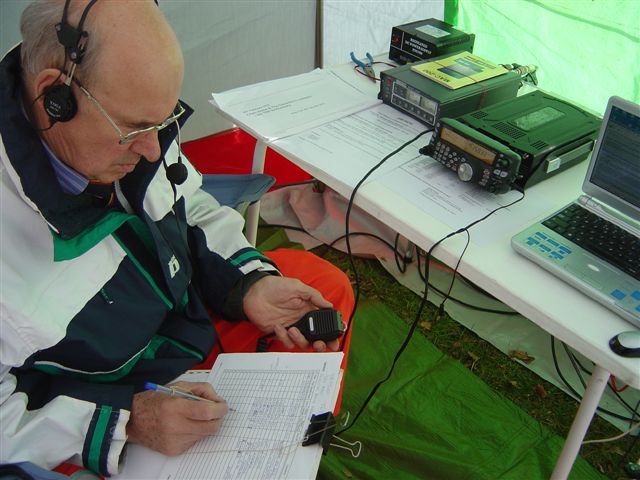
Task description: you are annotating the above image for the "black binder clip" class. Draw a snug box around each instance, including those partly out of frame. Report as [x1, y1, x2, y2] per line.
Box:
[302, 412, 336, 454]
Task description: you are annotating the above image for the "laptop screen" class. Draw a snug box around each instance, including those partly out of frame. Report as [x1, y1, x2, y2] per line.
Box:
[584, 98, 640, 218]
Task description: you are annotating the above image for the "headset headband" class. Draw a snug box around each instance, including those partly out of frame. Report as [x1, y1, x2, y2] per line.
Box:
[55, 0, 99, 65]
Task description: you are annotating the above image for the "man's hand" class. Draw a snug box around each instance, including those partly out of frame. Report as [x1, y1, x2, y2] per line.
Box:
[126, 381, 228, 455]
[243, 276, 339, 352]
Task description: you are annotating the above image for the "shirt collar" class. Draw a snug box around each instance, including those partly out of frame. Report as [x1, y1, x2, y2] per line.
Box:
[41, 140, 90, 195]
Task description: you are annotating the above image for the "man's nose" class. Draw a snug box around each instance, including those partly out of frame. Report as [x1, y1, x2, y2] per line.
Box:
[130, 130, 161, 162]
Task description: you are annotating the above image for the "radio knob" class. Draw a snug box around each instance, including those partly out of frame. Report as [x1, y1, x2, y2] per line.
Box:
[457, 162, 473, 182]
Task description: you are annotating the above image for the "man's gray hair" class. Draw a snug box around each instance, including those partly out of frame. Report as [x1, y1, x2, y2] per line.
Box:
[20, 0, 101, 86]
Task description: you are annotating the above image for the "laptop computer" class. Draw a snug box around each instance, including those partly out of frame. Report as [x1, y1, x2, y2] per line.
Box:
[511, 96, 640, 327]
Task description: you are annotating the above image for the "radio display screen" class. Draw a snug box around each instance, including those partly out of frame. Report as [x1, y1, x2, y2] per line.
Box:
[441, 127, 496, 164]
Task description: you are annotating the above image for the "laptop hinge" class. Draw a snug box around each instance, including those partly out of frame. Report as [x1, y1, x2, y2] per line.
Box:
[579, 195, 640, 236]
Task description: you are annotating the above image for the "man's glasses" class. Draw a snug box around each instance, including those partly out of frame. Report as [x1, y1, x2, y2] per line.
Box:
[74, 79, 185, 145]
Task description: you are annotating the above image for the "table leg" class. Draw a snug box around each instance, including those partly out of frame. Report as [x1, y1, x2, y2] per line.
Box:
[551, 364, 610, 479]
[245, 140, 268, 246]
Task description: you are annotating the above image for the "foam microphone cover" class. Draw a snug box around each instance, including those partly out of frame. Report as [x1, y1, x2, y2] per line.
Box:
[166, 161, 188, 185]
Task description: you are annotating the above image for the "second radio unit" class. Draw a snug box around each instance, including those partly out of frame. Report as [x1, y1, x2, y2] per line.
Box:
[419, 91, 602, 193]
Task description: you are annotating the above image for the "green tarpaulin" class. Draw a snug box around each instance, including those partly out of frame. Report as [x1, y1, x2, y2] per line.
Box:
[318, 300, 604, 480]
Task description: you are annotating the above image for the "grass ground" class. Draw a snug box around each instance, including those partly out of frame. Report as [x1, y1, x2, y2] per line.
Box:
[311, 245, 640, 480]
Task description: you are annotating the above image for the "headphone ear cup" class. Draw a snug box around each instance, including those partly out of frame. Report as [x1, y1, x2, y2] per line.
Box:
[43, 84, 77, 123]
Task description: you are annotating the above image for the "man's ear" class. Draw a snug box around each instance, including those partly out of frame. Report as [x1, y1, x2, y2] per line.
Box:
[32, 68, 68, 104]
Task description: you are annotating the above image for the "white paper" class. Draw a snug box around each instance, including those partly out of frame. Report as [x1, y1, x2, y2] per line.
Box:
[119, 353, 343, 480]
[382, 157, 554, 245]
[210, 69, 380, 141]
[272, 103, 429, 195]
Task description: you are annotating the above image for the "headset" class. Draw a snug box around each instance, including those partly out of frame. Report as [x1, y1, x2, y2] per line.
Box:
[42, 0, 188, 186]
[43, 0, 98, 123]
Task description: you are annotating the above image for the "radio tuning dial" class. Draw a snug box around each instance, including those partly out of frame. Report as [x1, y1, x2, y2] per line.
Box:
[457, 162, 473, 182]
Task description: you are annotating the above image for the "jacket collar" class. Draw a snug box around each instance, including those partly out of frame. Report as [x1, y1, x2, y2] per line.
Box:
[0, 44, 193, 239]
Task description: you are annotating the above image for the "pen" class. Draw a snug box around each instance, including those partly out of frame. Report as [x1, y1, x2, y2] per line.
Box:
[144, 382, 235, 411]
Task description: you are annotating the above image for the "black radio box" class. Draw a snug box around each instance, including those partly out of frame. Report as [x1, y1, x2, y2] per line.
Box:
[390, 18, 475, 65]
[379, 55, 521, 130]
[422, 91, 602, 193]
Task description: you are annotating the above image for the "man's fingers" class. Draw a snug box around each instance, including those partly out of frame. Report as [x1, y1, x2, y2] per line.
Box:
[285, 326, 311, 350]
[170, 381, 225, 403]
[273, 323, 295, 349]
[305, 287, 333, 309]
[177, 398, 228, 422]
[311, 340, 326, 352]
[326, 339, 340, 351]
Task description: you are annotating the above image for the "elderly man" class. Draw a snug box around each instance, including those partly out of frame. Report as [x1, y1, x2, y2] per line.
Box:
[0, 0, 354, 476]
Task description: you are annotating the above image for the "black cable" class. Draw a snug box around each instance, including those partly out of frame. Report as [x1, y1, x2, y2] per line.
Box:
[620, 399, 640, 472]
[562, 341, 638, 416]
[260, 223, 400, 255]
[334, 235, 437, 436]
[415, 246, 520, 315]
[337, 185, 526, 435]
[562, 341, 588, 390]
[352, 61, 399, 82]
[340, 129, 431, 353]
[260, 222, 519, 315]
[330, 129, 431, 435]
[437, 230, 470, 316]
[393, 232, 409, 274]
[550, 335, 637, 422]
[259, 223, 309, 234]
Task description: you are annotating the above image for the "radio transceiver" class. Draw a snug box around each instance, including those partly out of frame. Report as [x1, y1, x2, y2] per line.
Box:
[419, 91, 602, 193]
[379, 55, 522, 130]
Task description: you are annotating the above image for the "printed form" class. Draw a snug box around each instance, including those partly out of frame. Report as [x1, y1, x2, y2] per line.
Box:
[117, 352, 343, 480]
[210, 69, 380, 142]
[272, 103, 428, 197]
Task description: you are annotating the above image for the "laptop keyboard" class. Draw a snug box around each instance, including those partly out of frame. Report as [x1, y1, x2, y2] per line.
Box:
[542, 203, 640, 280]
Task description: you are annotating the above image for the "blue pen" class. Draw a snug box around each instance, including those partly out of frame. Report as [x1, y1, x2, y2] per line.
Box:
[144, 382, 235, 411]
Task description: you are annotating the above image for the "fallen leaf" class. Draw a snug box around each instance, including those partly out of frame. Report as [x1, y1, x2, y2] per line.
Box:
[467, 351, 480, 371]
[610, 446, 626, 456]
[534, 384, 547, 399]
[508, 380, 519, 388]
[509, 350, 535, 364]
[343, 470, 353, 478]
[419, 320, 432, 331]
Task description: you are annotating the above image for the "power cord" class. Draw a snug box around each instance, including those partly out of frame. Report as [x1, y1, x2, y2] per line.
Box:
[621, 399, 640, 478]
[415, 248, 520, 315]
[550, 335, 639, 422]
[560, 342, 638, 415]
[258, 224, 521, 316]
[340, 128, 431, 352]
[336, 187, 526, 436]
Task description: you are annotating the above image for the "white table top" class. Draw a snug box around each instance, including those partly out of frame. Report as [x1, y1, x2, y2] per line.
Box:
[297, 154, 640, 388]
[216, 60, 640, 389]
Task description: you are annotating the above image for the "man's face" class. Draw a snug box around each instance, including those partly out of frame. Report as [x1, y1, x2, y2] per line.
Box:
[53, 72, 182, 184]
[35, 0, 185, 185]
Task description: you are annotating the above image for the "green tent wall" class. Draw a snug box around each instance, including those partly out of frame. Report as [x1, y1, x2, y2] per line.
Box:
[446, 0, 640, 116]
